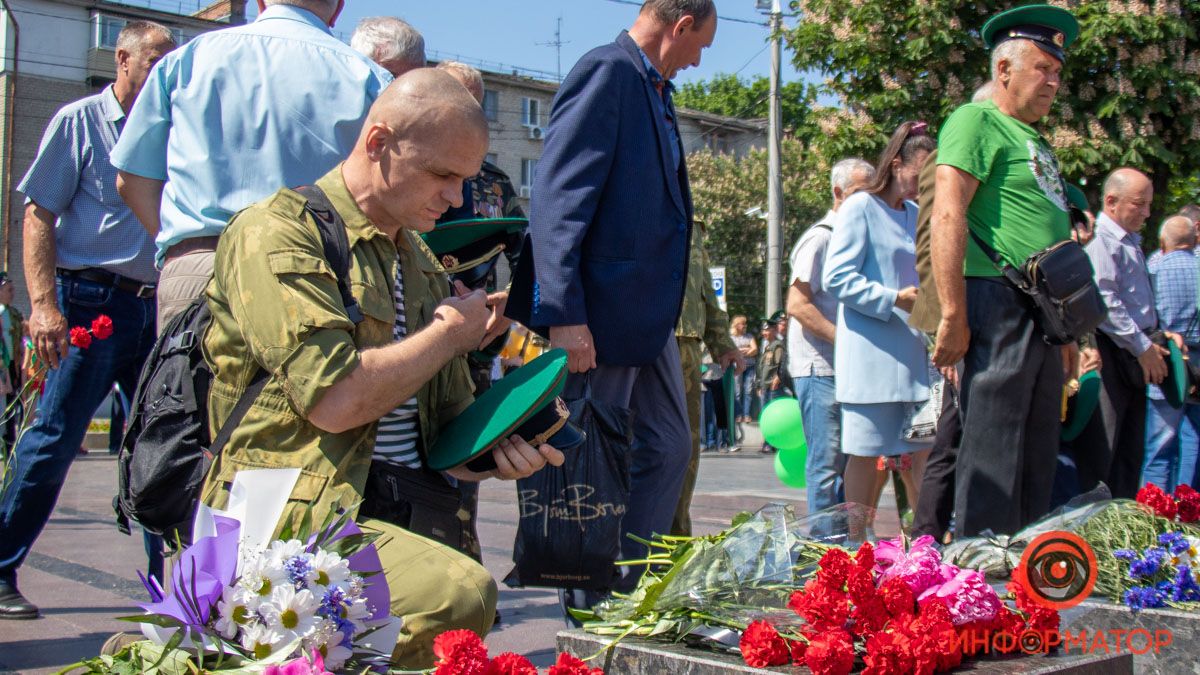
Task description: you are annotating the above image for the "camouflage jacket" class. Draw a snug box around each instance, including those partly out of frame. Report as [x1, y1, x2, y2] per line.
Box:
[200, 167, 474, 530]
[676, 223, 737, 357]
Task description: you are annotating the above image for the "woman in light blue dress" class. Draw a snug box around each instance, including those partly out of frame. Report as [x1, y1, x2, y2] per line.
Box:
[823, 121, 936, 532]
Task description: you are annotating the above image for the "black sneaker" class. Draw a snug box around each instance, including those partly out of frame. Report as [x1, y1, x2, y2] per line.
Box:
[0, 580, 39, 620]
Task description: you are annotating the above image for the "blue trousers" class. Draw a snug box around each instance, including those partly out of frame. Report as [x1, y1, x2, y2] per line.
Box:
[795, 375, 844, 513]
[736, 358, 757, 418]
[1143, 397, 1200, 492]
[0, 275, 158, 585]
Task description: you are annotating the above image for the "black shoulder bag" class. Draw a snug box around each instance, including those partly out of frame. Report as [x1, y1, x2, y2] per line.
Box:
[968, 229, 1106, 345]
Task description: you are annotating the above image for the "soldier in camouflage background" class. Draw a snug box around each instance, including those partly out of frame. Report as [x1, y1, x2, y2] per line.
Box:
[198, 71, 564, 668]
[671, 220, 744, 536]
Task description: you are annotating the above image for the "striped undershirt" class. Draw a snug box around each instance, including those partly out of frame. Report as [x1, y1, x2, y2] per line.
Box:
[372, 263, 422, 469]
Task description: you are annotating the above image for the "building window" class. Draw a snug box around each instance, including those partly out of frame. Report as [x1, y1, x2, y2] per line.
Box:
[521, 97, 541, 127]
[520, 158, 537, 197]
[94, 14, 183, 49]
[485, 152, 498, 166]
[482, 90, 499, 122]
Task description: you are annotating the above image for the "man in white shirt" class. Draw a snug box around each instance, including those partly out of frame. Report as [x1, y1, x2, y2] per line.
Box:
[785, 158, 873, 516]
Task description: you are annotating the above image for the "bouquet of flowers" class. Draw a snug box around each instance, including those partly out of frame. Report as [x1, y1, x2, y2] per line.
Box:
[737, 535, 1059, 674]
[1, 314, 114, 488]
[65, 469, 402, 674]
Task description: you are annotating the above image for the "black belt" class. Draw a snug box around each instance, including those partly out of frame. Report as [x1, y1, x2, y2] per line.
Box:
[57, 267, 155, 299]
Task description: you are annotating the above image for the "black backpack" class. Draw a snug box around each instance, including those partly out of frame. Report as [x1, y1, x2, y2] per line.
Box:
[115, 186, 363, 544]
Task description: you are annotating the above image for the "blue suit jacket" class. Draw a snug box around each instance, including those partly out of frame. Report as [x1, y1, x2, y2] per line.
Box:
[506, 31, 693, 366]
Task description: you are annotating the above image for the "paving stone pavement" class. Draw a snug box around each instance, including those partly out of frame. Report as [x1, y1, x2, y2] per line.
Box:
[0, 423, 902, 673]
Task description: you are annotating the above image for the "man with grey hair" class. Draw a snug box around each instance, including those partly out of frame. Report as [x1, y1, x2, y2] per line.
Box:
[0, 20, 175, 620]
[112, 0, 391, 330]
[786, 157, 872, 523]
[351, 16, 425, 77]
[1144, 215, 1200, 491]
[931, 5, 1081, 536]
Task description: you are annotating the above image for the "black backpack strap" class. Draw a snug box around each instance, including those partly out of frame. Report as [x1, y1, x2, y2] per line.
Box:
[294, 184, 364, 325]
[967, 228, 1032, 291]
[209, 186, 363, 457]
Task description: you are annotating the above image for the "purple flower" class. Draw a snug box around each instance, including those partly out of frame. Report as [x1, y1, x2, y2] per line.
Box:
[1159, 532, 1190, 556]
[1114, 549, 1138, 562]
[284, 555, 315, 588]
[1172, 566, 1200, 602]
[1123, 585, 1167, 612]
[1129, 548, 1168, 579]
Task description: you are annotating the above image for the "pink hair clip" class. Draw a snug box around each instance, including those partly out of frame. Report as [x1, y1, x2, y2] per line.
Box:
[909, 121, 929, 136]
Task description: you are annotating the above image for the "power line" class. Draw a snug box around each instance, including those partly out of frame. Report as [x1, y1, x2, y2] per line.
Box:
[601, 0, 769, 26]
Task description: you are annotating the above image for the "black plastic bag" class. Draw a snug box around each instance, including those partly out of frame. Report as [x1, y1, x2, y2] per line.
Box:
[504, 395, 633, 590]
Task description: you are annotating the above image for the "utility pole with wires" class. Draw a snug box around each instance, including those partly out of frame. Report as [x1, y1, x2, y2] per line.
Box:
[536, 16, 569, 82]
[760, 0, 785, 317]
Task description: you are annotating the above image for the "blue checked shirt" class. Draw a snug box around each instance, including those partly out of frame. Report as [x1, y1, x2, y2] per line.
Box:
[109, 5, 391, 265]
[17, 85, 157, 282]
[634, 46, 680, 170]
[1148, 250, 1198, 400]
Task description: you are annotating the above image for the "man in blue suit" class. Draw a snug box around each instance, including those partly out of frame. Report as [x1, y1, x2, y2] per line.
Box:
[506, 0, 719, 596]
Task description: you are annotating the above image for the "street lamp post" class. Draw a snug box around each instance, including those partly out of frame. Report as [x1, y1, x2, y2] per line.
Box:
[762, 0, 785, 318]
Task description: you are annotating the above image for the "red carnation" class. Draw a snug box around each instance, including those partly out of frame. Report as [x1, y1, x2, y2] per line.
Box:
[863, 629, 910, 675]
[912, 602, 962, 672]
[854, 540, 876, 572]
[790, 579, 851, 631]
[851, 596, 890, 637]
[69, 326, 92, 349]
[488, 652, 537, 675]
[90, 314, 114, 340]
[804, 628, 855, 675]
[879, 577, 917, 618]
[789, 636, 809, 662]
[1175, 485, 1200, 523]
[547, 653, 603, 675]
[815, 548, 854, 589]
[738, 620, 791, 668]
[433, 630, 488, 664]
[1137, 483, 1178, 519]
[435, 656, 490, 675]
[846, 566, 877, 605]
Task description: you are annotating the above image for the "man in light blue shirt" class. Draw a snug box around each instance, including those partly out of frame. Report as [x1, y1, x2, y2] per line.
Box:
[1078, 167, 1179, 499]
[0, 21, 176, 621]
[111, 0, 393, 328]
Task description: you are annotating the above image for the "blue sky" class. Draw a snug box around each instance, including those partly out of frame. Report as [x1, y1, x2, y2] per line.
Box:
[322, 0, 804, 86]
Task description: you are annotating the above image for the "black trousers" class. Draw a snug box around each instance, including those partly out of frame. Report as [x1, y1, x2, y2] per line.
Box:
[912, 382, 960, 540]
[1073, 332, 1147, 499]
[955, 278, 1062, 537]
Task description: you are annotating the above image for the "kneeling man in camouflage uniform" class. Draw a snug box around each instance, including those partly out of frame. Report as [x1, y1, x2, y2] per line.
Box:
[198, 69, 564, 668]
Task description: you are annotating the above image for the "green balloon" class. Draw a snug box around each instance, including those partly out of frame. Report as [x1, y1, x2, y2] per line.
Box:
[774, 451, 807, 488]
[778, 441, 807, 471]
[759, 397, 805, 449]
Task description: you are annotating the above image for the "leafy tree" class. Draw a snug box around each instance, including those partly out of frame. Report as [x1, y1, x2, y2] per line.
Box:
[675, 73, 818, 135]
[688, 137, 830, 319]
[784, 0, 1200, 216]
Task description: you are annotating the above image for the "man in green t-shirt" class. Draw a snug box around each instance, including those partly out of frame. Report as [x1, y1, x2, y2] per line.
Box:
[930, 4, 1080, 537]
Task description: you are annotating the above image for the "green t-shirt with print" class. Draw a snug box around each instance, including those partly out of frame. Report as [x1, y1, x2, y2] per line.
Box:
[937, 101, 1071, 277]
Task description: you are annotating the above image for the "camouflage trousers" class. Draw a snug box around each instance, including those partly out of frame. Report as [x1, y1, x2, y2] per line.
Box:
[359, 517, 497, 669]
[671, 336, 704, 536]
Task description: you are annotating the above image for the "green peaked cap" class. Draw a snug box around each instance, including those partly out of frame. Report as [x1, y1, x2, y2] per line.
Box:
[982, 4, 1079, 63]
[1061, 370, 1101, 442]
[427, 348, 583, 472]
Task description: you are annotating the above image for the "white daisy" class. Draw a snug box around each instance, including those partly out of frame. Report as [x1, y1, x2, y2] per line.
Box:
[260, 584, 321, 645]
[239, 620, 285, 660]
[310, 549, 351, 588]
[264, 540, 307, 567]
[303, 619, 352, 671]
[214, 585, 258, 640]
[239, 554, 288, 598]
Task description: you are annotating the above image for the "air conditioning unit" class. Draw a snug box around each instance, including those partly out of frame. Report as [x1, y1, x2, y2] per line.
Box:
[527, 126, 545, 141]
[519, 186, 532, 198]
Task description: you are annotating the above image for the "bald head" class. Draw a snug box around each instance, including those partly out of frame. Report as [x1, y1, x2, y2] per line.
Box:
[1160, 216, 1195, 251]
[344, 69, 489, 236]
[1102, 167, 1154, 233]
[363, 68, 488, 140]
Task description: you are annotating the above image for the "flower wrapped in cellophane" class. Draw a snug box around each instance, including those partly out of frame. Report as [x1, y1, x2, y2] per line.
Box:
[67, 469, 402, 674]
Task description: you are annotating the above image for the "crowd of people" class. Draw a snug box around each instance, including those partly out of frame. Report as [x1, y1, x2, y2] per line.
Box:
[0, 0, 1196, 668]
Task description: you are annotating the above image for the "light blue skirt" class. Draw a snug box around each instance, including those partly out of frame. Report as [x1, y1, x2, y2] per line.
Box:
[841, 402, 930, 457]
